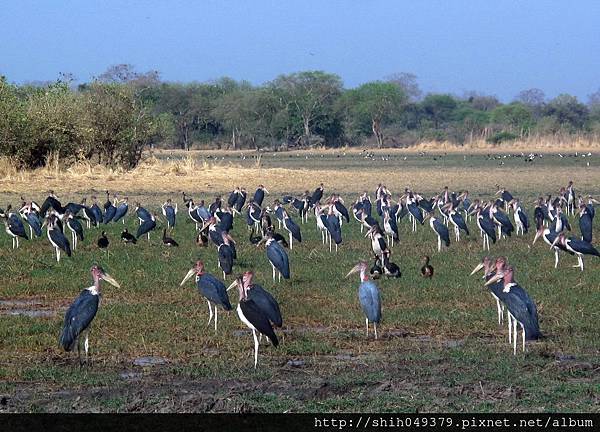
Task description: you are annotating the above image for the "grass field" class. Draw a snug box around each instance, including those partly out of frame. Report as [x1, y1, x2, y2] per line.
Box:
[0, 151, 599, 413]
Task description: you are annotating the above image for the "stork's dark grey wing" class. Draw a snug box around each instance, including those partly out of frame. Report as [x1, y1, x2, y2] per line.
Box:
[59, 290, 99, 351]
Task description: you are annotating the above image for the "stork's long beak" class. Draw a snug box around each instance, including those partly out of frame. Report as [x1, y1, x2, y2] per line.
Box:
[485, 273, 504, 286]
[101, 272, 121, 288]
[550, 235, 561, 250]
[364, 226, 373, 238]
[590, 198, 600, 204]
[263, 188, 270, 194]
[180, 268, 196, 286]
[494, 190, 501, 196]
[470, 262, 485, 276]
[345, 263, 361, 278]
[532, 229, 542, 245]
[226, 280, 239, 292]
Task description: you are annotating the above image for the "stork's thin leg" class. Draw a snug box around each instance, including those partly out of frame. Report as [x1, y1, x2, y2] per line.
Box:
[84, 331, 89, 365]
[496, 298, 502, 325]
[508, 313, 512, 344]
[12, 238, 15, 249]
[206, 300, 213, 326]
[214, 307, 218, 333]
[522, 326, 526, 352]
[365, 317, 369, 337]
[77, 338, 82, 366]
[278, 271, 281, 283]
[374, 323, 378, 340]
[554, 250, 559, 268]
[437, 237, 441, 252]
[252, 329, 259, 369]
[513, 318, 517, 355]
[289, 233, 293, 250]
[57, 248, 61, 263]
[147, 232, 150, 241]
[272, 264, 276, 282]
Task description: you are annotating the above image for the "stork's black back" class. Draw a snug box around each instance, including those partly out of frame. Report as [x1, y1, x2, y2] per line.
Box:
[59, 289, 99, 351]
[240, 299, 279, 347]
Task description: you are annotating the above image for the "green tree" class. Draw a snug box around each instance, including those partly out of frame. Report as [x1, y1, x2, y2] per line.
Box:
[341, 81, 407, 147]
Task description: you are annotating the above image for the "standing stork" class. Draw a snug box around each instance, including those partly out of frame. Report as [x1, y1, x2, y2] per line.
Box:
[382, 209, 399, 247]
[162, 199, 178, 229]
[230, 275, 279, 368]
[577, 204, 593, 243]
[365, 224, 388, 257]
[550, 233, 600, 271]
[46, 214, 71, 262]
[65, 210, 84, 250]
[533, 227, 571, 268]
[265, 233, 290, 282]
[253, 185, 269, 207]
[471, 256, 506, 326]
[509, 199, 529, 236]
[1, 205, 28, 249]
[112, 196, 129, 224]
[59, 265, 120, 365]
[180, 261, 233, 333]
[103, 192, 116, 223]
[227, 271, 282, 328]
[485, 265, 541, 355]
[346, 261, 382, 339]
[282, 209, 302, 250]
[426, 213, 450, 252]
[136, 213, 157, 241]
[325, 205, 342, 252]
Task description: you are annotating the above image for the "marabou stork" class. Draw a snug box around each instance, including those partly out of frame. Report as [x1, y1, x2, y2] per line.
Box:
[234, 188, 247, 213]
[217, 233, 235, 279]
[1, 205, 28, 248]
[382, 209, 399, 247]
[103, 192, 116, 223]
[490, 202, 514, 239]
[253, 185, 269, 207]
[485, 265, 541, 354]
[509, 199, 529, 235]
[346, 261, 382, 339]
[80, 198, 99, 229]
[472, 206, 496, 251]
[311, 183, 324, 207]
[59, 265, 120, 365]
[325, 205, 342, 252]
[19, 202, 42, 238]
[90, 196, 103, 227]
[227, 271, 282, 328]
[406, 199, 424, 232]
[180, 261, 233, 333]
[183, 195, 205, 230]
[265, 233, 290, 282]
[470, 256, 506, 326]
[112, 196, 129, 223]
[162, 199, 178, 229]
[136, 213, 157, 241]
[442, 203, 469, 242]
[550, 233, 600, 271]
[577, 204, 593, 243]
[370, 255, 383, 279]
[365, 224, 388, 257]
[247, 201, 262, 232]
[421, 256, 434, 278]
[230, 275, 279, 368]
[282, 209, 302, 250]
[46, 214, 71, 262]
[426, 213, 450, 252]
[65, 211, 84, 250]
[533, 227, 572, 268]
[120, 229, 137, 244]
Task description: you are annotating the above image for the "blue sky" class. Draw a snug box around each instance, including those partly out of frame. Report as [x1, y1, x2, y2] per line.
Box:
[2, 1, 599, 101]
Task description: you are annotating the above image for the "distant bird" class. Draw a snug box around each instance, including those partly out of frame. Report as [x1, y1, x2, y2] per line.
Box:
[103, 192, 116, 223]
[282, 210, 302, 250]
[421, 256, 434, 278]
[97, 231, 109, 250]
[162, 228, 179, 247]
[427, 213, 450, 252]
[253, 185, 269, 207]
[265, 234, 290, 282]
[112, 196, 129, 223]
[136, 213, 157, 241]
[1, 205, 28, 249]
[46, 215, 71, 262]
[346, 261, 381, 339]
[230, 274, 279, 368]
[550, 233, 600, 271]
[120, 229, 137, 244]
[59, 265, 120, 365]
[180, 261, 233, 333]
[161, 199, 177, 229]
[577, 204, 593, 243]
[64, 211, 84, 250]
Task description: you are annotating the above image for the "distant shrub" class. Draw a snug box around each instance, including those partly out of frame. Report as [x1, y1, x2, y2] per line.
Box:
[486, 131, 519, 144]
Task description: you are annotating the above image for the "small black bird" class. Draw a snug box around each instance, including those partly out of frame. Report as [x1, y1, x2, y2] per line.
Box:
[382, 251, 401, 278]
[97, 231, 109, 249]
[162, 228, 179, 247]
[421, 255, 434, 278]
[370, 254, 383, 279]
[121, 229, 137, 244]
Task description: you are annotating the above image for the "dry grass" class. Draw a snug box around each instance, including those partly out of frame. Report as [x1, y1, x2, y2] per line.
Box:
[1, 139, 599, 200]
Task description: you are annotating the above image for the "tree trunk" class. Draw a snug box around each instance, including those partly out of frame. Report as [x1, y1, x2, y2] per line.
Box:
[231, 128, 237, 150]
[303, 116, 310, 147]
[372, 118, 383, 148]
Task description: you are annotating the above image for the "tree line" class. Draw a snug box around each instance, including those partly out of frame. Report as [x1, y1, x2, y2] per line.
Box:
[1, 64, 600, 169]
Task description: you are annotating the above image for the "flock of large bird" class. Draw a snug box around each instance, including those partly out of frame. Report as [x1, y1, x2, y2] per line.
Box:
[1, 180, 598, 367]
